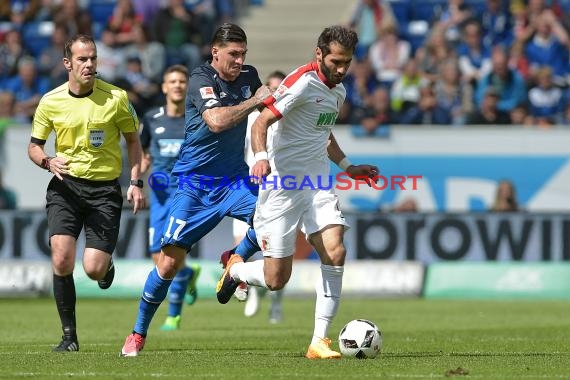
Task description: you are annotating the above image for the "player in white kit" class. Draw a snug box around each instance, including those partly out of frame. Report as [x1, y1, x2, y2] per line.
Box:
[216, 25, 378, 359]
[233, 70, 287, 322]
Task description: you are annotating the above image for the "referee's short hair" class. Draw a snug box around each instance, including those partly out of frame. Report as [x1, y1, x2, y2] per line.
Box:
[211, 23, 247, 47]
[64, 34, 96, 59]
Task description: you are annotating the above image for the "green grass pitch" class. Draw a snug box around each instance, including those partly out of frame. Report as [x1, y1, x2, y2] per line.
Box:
[0, 297, 569, 379]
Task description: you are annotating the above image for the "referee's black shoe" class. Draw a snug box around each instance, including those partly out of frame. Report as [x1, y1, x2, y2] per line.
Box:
[98, 258, 115, 290]
[53, 337, 79, 352]
[53, 329, 79, 352]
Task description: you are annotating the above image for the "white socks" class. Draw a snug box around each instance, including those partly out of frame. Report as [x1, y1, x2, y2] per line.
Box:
[312, 264, 344, 344]
[230, 260, 267, 287]
[233, 260, 344, 345]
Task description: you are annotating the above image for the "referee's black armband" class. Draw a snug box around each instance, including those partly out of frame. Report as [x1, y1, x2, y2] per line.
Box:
[30, 137, 47, 145]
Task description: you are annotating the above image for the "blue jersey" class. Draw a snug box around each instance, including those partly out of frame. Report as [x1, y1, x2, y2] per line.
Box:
[173, 62, 262, 179]
[140, 106, 185, 187]
[160, 62, 262, 250]
[140, 106, 185, 252]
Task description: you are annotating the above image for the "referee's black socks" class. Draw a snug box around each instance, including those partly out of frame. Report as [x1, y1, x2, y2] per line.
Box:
[53, 273, 77, 339]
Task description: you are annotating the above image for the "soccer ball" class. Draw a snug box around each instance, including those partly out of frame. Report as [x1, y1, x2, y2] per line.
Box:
[338, 319, 382, 359]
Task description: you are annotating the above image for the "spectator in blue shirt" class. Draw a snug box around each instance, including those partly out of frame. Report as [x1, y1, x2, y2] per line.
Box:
[434, 58, 473, 125]
[399, 82, 451, 125]
[1, 55, 50, 123]
[340, 58, 381, 124]
[478, 0, 512, 48]
[38, 24, 69, 87]
[475, 46, 526, 112]
[528, 66, 565, 127]
[457, 20, 492, 88]
[0, 29, 30, 79]
[524, 10, 570, 87]
[351, 87, 396, 136]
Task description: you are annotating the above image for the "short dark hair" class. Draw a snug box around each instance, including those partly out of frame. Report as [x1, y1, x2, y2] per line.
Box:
[317, 25, 358, 57]
[211, 23, 247, 47]
[64, 34, 95, 59]
[266, 70, 286, 83]
[164, 64, 189, 79]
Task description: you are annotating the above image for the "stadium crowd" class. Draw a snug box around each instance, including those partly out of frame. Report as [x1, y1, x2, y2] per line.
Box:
[341, 0, 570, 135]
[0, 0, 246, 123]
[0, 0, 569, 132]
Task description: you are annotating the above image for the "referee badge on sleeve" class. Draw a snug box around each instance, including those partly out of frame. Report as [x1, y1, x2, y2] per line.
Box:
[89, 129, 105, 148]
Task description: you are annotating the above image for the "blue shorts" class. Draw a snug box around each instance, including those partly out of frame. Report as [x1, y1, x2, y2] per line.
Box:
[148, 186, 175, 253]
[161, 177, 258, 251]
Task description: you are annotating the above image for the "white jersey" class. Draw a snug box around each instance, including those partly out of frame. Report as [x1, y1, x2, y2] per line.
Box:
[245, 110, 279, 169]
[244, 111, 258, 168]
[262, 61, 346, 184]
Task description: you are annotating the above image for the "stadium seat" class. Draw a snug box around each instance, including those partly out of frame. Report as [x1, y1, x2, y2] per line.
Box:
[21, 21, 54, 57]
[89, 0, 116, 25]
[404, 20, 428, 54]
[91, 22, 105, 40]
[389, 0, 411, 26]
[411, 0, 445, 23]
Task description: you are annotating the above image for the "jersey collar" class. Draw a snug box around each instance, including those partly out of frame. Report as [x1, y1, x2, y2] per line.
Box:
[311, 61, 335, 89]
[68, 86, 93, 98]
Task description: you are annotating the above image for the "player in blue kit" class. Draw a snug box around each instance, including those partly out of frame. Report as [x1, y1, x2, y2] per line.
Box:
[121, 23, 272, 357]
[139, 64, 201, 332]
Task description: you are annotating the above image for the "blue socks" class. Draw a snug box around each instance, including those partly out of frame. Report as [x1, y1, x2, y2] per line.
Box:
[133, 267, 172, 336]
[167, 266, 192, 317]
[234, 227, 260, 262]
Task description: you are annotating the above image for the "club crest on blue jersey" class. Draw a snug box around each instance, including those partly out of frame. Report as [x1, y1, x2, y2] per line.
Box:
[241, 86, 252, 98]
[89, 130, 104, 148]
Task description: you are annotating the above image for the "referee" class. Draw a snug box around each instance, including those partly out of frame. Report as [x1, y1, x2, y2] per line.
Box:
[27, 34, 146, 352]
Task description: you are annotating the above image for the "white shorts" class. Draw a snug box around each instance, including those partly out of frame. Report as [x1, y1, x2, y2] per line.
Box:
[233, 219, 263, 261]
[253, 187, 349, 258]
[232, 218, 250, 239]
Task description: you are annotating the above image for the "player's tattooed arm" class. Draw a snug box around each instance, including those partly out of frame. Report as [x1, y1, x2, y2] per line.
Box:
[203, 85, 272, 133]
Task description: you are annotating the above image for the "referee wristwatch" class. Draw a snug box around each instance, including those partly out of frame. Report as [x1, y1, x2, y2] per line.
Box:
[130, 179, 144, 188]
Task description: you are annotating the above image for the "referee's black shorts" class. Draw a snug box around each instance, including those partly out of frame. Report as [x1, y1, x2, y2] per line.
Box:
[46, 175, 124, 254]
